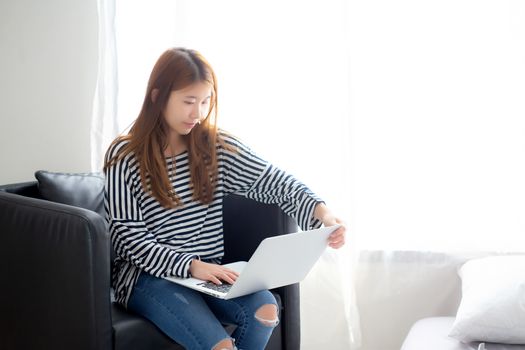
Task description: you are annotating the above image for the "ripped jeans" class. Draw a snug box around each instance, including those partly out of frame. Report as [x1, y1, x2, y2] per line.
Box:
[127, 271, 279, 350]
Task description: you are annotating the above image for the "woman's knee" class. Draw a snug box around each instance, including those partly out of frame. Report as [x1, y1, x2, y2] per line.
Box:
[212, 337, 236, 350]
[255, 303, 279, 327]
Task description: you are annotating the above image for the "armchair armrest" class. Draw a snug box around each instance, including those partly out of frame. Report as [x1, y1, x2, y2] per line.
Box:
[0, 192, 112, 350]
[0, 181, 41, 198]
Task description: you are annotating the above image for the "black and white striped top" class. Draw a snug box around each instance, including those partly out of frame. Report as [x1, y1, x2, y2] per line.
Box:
[105, 133, 323, 307]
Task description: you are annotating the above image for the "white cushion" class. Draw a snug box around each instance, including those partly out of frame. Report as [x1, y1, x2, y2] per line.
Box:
[402, 317, 478, 350]
[449, 255, 525, 344]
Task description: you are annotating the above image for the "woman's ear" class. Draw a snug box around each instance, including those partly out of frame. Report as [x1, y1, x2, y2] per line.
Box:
[151, 88, 159, 103]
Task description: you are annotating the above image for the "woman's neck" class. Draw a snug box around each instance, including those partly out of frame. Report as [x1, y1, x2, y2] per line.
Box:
[165, 134, 187, 157]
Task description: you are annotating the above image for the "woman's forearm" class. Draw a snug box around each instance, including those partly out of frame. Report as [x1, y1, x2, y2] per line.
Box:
[314, 202, 332, 222]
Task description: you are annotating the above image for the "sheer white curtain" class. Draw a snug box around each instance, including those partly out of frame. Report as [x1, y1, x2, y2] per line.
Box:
[346, 2, 525, 349]
[347, 0, 525, 252]
[91, 0, 118, 171]
[92, 0, 359, 349]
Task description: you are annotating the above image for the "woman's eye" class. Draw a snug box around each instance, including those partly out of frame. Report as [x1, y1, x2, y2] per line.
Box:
[184, 101, 194, 105]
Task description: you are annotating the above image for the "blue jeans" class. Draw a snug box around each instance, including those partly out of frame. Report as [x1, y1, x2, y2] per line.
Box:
[127, 271, 279, 350]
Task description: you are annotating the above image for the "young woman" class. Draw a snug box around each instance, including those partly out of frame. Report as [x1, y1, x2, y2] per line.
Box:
[104, 47, 346, 350]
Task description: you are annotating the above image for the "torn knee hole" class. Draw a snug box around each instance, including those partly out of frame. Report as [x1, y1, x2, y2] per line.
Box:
[211, 337, 235, 350]
[255, 304, 279, 327]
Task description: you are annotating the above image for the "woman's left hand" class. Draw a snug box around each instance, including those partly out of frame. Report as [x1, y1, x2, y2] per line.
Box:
[322, 214, 346, 249]
[314, 203, 346, 249]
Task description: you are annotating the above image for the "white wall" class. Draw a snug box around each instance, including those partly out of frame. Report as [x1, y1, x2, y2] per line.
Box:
[0, 0, 98, 184]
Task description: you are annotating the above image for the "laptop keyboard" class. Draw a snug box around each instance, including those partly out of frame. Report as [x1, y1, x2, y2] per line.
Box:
[197, 281, 233, 294]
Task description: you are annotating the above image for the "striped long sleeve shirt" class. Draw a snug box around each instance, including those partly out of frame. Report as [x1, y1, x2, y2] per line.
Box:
[105, 133, 323, 307]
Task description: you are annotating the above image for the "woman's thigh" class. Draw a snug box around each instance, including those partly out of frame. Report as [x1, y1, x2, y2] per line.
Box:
[127, 272, 231, 350]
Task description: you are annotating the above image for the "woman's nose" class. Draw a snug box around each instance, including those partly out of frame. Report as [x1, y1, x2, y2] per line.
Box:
[191, 105, 202, 119]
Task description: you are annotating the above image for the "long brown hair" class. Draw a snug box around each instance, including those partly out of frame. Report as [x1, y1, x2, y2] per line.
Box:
[104, 48, 223, 208]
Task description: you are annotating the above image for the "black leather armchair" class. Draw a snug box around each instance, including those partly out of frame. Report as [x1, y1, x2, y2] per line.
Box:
[0, 174, 300, 350]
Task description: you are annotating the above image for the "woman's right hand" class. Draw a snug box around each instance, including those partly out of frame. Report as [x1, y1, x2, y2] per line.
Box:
[189, 259, 239, 285]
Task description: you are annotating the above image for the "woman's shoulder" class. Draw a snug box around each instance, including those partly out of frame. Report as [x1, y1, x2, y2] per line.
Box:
[217, 129, 250, 152]
[105, 137, 136, 168]
[107, 137, 128, 155]
[216, 129, 267, 165]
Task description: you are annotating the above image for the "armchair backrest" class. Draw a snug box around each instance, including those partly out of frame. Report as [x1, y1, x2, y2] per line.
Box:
[222, 194, 298, 264]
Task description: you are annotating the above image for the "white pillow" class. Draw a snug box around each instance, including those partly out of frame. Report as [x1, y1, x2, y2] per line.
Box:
[449, 255, 525, 344]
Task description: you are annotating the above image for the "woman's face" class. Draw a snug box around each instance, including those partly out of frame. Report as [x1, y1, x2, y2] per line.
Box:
[162, 81, 212, 138]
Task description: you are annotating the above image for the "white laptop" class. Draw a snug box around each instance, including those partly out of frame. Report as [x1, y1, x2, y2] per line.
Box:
[164, 224, 341, 299]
